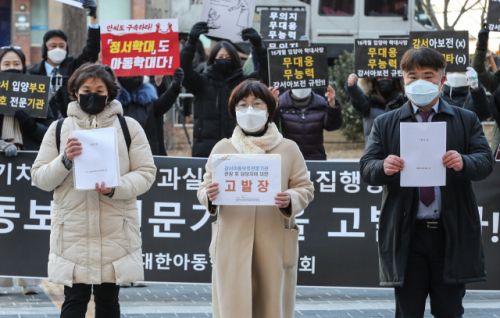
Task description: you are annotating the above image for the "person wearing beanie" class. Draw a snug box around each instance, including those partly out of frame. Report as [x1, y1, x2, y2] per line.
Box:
[29, 0, 101, 119]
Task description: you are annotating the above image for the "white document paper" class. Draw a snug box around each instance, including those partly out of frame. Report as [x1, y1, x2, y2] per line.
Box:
[212, 154, 281, 206]
[54, 0, 83, 9]
[200, 0, 257, 42]
[72, 128, 120, 191]
[400, 122, 447, 187]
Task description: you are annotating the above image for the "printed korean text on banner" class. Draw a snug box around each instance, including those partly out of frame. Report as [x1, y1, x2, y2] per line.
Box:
[1, 153, 500, 290]
[260, 10, 306, 41]
[200, 0, 257, 42]
[487, 0, 500, 32]
[0, 72, 50, 118]
[354, 38, 410, 78]
[268, 46, 329, 89]
[101, 19, 180, 77]
[264, 40, 309, 49]
[212, 154, 281, 206]
[410, 31, 469, 72]
[54, 0, 84, 8]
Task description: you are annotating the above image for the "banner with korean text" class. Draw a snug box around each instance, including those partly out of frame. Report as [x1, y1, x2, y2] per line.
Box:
[101, 19, 180, 77]
[0, 73, 50, 118]
[354, 38, 409, 78]
[487, 0, 500, 32]
[0, 153, 499, 290]
[268, 47, 329, 89]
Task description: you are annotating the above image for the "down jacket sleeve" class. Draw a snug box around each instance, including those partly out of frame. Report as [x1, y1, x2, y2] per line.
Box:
[345, 82, 371, 118]
[282, 142, 314, 219]
[197, 143, 222, 216]
[31, 122, 72, 192]
[112, 118, 157, 200]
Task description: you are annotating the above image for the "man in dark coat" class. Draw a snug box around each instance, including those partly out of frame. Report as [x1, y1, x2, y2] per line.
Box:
[29, 0, 100, 118]
[181, 22, 269, 158]
[360, 47, 494, 317]
[273, 86, 343, 160]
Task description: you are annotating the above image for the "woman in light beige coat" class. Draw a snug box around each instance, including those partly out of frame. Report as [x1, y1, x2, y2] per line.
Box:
[31, 64, 156, 318]
[197, 80, 314, 318]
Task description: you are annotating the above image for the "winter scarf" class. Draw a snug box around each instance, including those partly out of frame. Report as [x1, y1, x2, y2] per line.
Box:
[231, 122, 283, 154]
[1, 116, 23, 145]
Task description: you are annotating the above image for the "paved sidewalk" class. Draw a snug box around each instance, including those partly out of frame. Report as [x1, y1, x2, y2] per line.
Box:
[1, 281, 499, 317]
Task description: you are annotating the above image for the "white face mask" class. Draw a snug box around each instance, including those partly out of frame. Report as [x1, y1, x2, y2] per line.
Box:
[446, 73, 468, 87]
[236, 106, 268, 133]
[291, 88, 312, 99]
[405, 79, 441, 107]
[47, 48, 67, 65]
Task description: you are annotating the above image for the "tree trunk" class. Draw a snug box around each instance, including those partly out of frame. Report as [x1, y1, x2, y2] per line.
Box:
[61, 4, 87, 57]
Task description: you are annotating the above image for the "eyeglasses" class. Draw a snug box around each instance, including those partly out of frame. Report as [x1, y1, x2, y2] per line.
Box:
[236, 99, 267, 111]
[1, 46, 21, 50]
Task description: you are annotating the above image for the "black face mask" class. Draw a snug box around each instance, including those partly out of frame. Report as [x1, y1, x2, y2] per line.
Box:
[214, 59, 234, 76]
[377, 80, 395, 97]
[79, 93, 108, 115]
[2, 69, 23, 74]
[118, 76, 143, 92]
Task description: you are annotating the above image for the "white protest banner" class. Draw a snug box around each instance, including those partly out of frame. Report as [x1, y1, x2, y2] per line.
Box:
[72, 127, 121, 190]
[200, 0, 257, 42]
[54, 0, 83, 9]
[212, 154, 281, 206]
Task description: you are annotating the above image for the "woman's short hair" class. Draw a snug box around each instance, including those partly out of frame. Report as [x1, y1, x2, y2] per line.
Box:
[400, 47, 447, 76]
[207, 41, 242, 70]
[68, 63, 120, 101]
[228, 80, 277, 122]
[0, 46, 27, 74]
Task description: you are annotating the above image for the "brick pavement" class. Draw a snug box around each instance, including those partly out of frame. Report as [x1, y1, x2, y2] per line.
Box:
[1, 281, 499, 317]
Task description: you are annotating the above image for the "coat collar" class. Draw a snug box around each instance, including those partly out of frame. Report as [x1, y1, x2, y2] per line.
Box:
[399, 98, 455, 120]
[205, 65, 243, 82]
[67, 99, 123, 129]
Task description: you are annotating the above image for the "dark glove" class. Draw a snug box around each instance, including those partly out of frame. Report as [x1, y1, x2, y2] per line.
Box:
[241, 28, 262, 48]
[14, 110, 37, 134]
[477, 24, 489, 52]
[82, 0, 97, 19]
[189, 22, 209, 43]
[171, 68, 184, 91]
[0, 139, 17, 157]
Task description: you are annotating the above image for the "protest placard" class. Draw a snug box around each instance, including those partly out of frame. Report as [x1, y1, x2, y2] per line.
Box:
[268, 47, 329, 89]
[101, 19, 180, 77]
[54, 0, 83, 8]
[212, 154, 281, 206]
[354, 38, 409, 78]
[264, 40, 309, 49]
[487, 0, 500, 32]
[409, 31, 469, 72]
[0, 72, 50, 118]
[260, 10, 306, 41]
[200, 0, 257, 42]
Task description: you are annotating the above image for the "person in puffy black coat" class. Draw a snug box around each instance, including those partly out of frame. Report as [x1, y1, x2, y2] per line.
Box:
[181, 22, 269, 157]
[0, 46, 54, 154]
[116, 69, 183, 155]
[345, 74, 405, 142]
[441, 67, 490, 122]
[273, 86, 343, 160]
[29, 0, 100, 119]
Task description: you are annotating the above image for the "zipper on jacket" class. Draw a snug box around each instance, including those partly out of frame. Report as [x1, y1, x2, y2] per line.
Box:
[216, 93, 219, 111]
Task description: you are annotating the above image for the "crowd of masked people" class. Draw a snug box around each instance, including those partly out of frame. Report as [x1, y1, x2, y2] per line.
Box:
[1, 2, 500, 315]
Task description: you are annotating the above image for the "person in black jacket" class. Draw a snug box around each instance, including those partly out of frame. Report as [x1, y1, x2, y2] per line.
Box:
[181, 22, 269, 157]
[0, 46, 54, 154]
[116, 69, 183, 156]
[360, 47, 493, 317]
[29, 0, 100, 119]
[441, 66, 490, 121]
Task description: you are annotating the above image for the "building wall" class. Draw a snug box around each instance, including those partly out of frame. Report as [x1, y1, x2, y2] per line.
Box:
[12, 0, 31, 66]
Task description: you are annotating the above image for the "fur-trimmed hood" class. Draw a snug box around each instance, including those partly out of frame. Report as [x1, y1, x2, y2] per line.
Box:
[117, 83, 158, 107]
[231, 123, 283, 154]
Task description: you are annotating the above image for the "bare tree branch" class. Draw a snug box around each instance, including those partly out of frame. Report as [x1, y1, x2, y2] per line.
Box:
[480, 0, 489, 27]
[444, 0, 452, 29]
[424, 0, 443, 30]
[450, 0, 481, 29]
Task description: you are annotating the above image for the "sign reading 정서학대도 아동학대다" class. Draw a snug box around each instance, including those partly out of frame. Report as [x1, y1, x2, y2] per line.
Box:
[268, 46, 329, 89]
[100, 19, 180, 77]
[0, 72, 50, 118]
[212, 154, 281, 206]
[409, 31, 469, 72]
[487, 0, 500, 32]
[354, 38, 410, 78]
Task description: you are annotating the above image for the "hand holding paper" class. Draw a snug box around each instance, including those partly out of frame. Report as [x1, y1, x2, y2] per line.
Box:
[384, 155, 405, 176]
[442, 150, 463, 172]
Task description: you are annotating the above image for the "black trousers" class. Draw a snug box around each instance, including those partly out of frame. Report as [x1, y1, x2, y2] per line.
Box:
[60, 283, 120, 318]
[395, 220, 466, 318]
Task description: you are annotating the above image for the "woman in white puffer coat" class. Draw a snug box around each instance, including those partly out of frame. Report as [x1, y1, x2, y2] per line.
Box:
[31, 63, 157, 318]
